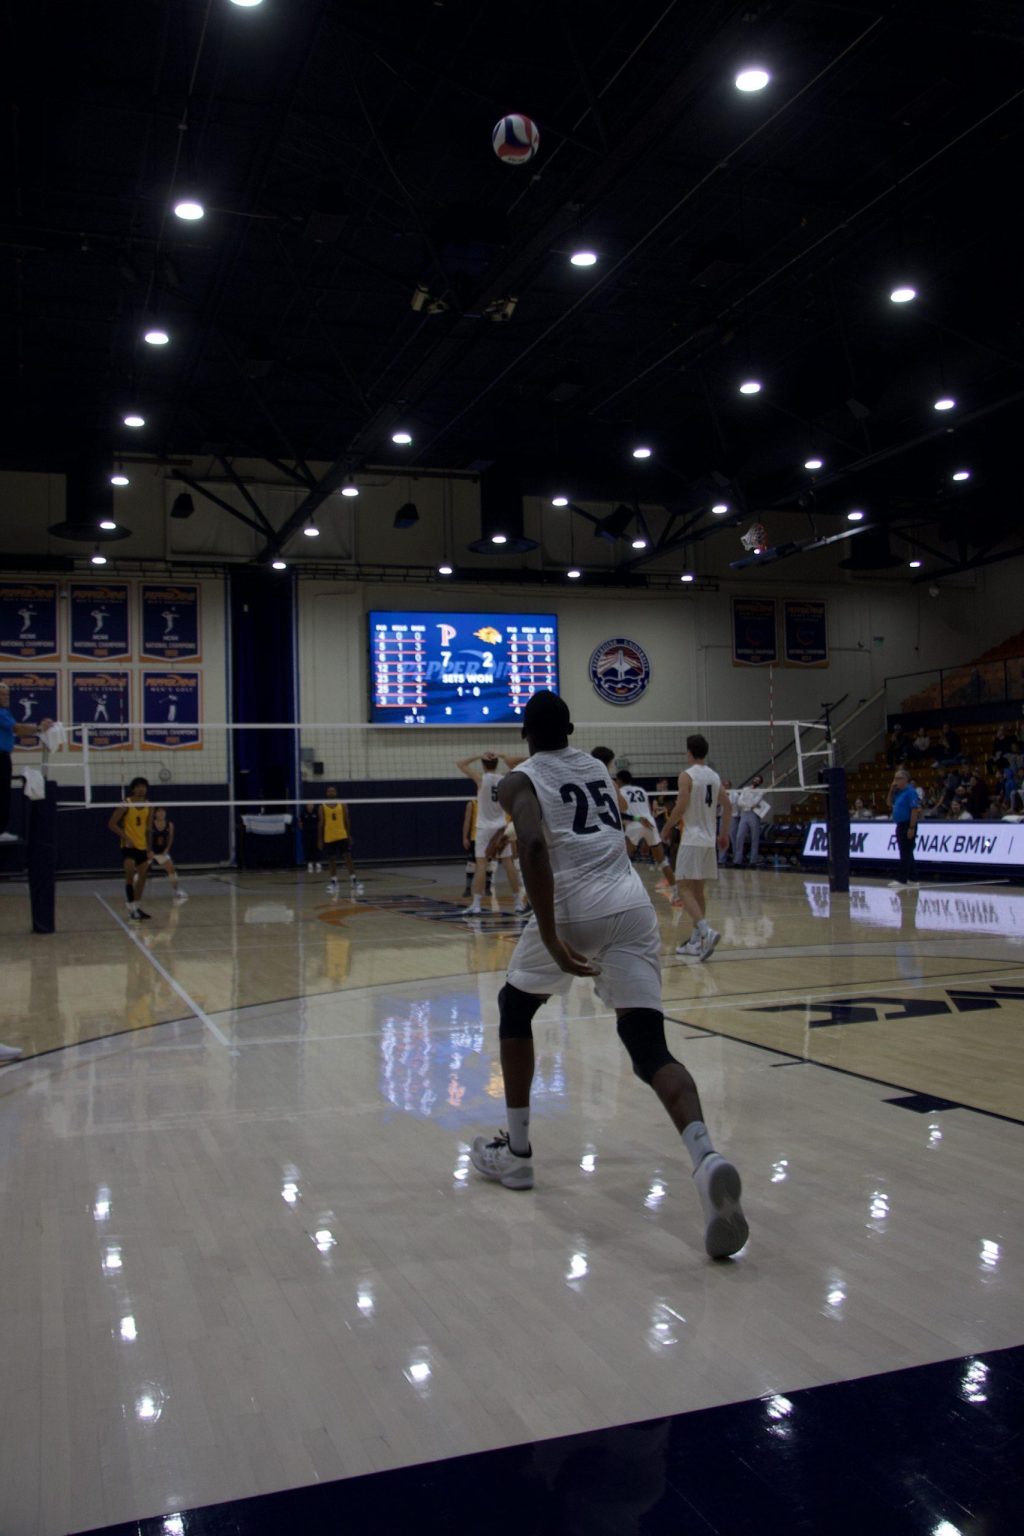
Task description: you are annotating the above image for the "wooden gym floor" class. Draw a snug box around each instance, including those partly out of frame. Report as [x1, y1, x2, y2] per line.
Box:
[0, 861, 1021, 1533]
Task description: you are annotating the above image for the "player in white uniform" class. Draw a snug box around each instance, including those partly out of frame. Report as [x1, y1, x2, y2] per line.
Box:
[455, 749, 528, 914]
[468, 692, 748, 1261]
[663, 734, 732, 962]
[615, 769, 674, 883]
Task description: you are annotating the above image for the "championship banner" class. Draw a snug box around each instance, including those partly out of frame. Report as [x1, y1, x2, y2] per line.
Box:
[784, 599, 828, 668]
[2, 670, 59, 749]
[70, 671, 131, 750]
[140, 583, 201, 661]
[141, 671, 201, 749]
[68, 581, 131, 661]
[731, 597, 777, 667]
[0, 580, 59, 660]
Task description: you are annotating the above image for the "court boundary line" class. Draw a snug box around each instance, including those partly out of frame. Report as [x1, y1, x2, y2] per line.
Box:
[94, 895, 233, 1050]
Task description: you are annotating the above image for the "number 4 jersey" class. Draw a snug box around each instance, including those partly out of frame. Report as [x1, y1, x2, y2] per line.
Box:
[512, 746, 649, 922]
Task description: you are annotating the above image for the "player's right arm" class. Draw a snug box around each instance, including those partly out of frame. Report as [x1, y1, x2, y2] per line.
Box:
[455, 756, 482, 785]
[108, 804, 127, 842]
[662, 771, 692, 835]
[462, 800, 473, 849]
[497, 774, 598, 978]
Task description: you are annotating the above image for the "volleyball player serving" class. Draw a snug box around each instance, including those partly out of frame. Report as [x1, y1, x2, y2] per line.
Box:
[469, 691, 748, 1260]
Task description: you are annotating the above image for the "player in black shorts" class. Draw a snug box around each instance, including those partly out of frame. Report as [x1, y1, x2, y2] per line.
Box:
[148, 807, 188, 904]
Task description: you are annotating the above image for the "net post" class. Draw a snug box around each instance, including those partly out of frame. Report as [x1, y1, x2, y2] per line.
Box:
[82, 723, 92, 806]
[822, 764, 849, 894]
[27, 778, 58, 933]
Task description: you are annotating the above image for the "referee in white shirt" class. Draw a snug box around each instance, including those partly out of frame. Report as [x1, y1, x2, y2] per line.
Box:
[732, 775, 767, 867]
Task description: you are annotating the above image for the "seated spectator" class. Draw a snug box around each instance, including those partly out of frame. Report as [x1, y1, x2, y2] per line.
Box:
[910, 727, 932, 760]
[989, 794, 1009, 819]
[949, 797, 972, 821]
[850, 798, 872, 820]
[886, 723, 907, 767]
[988, 728, 1013, 772]
[966, 771, 990, 819]
[1005, 738, 1024, 774]
[938, 768, 960, 809]
[934, 723, 962, 765]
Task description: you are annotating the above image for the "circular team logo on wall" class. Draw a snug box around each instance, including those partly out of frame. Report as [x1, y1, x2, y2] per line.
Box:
[589, 637, 651, 705]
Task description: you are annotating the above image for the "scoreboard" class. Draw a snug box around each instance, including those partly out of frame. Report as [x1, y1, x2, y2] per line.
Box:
[368, 610, 558, 725]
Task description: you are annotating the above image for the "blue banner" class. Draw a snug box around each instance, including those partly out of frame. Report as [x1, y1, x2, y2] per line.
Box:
[2, 670, 59, 749]
[140, 583, 200, 661]
[70, 671, 131, 750]
[0, 580, 59, 660]
[68, 581, 131, 661]
[784, 599, 828, 668]
[142, 671, 201, 749]
[731, 597, 777, 667]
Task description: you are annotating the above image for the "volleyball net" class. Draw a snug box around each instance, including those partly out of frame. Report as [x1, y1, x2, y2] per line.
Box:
[8, 719, 834, 873]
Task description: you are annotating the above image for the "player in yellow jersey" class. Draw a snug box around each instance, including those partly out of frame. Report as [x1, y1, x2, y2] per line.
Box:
[107, 775, 152, 920]
[319, 787, 361, 895]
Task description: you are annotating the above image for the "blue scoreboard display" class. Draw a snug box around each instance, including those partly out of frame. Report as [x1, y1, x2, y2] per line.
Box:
[368, 610, 558, 726]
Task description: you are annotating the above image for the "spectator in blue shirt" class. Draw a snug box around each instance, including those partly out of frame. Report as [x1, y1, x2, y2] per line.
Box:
[888, 768, 921, 887]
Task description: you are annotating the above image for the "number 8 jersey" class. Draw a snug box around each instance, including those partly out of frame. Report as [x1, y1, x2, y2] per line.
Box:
[513, 746, 649, 922]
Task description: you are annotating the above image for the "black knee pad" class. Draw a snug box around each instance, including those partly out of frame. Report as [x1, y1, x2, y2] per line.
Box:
[617, 1008, 677, 1085]
[498, 983, 547, 1040]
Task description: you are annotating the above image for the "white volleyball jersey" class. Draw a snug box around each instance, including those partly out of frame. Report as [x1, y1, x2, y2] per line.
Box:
[513, 747, 649, 921]
[477, 770, 505, 829]
[620, 783, 653, 822]
[680, 763, 721, 846]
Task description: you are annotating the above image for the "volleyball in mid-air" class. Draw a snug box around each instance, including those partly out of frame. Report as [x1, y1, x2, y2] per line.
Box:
[492, 114, 539, 165]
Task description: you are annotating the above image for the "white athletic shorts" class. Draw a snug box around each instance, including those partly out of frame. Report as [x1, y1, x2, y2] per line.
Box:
[151, 852, 170, 867]
[475, 823, 512, 860]
[676, 843, 719, 881]
[625, 819, 660, 848]
[507, 903, 662, 1012]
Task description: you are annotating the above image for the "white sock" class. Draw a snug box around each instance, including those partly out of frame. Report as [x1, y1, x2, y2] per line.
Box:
[467, 897, 481, 911]
[682, 1120, 715, 1171]
[507, 1107, 531, 1155]
[695, 917, 709, 937]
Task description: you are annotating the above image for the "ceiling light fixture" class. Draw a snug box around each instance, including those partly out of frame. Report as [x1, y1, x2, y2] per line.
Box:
[570, 250, 598, 267]
[631, 445, 652, 459]
[272, 559, 287, 570]
[567, 567, 581, 579]
[110, 472, 129, 487]
[229, 0, 264, 8]
[631, 536, 648, 550]
[735, 67, 770, 92]
[847, 509, 865, 522]
[123, 413, 145, 428]
[889, 285, 916, 304]
[804, 457, 824, 471]
[711, 502, 729, 515]
[98, 519, 117, 532]
[491, 533, 508, 545]
[172, 198, 204, 221]
[739, 380, 762, 395]
[143, 328, 169, 346]
[952, 469, 971, 481]
[91, 549, 107, 566]
[391, 430, 412, 445]
[933, 396, 956, 412]
[908, 559, 922, 569]
[303, 522, 320, 538]
[551, 495, 569, 507]
[438, 563, 453, 576]
[340, 481, 359, 497]
[680, 572, 695, 583]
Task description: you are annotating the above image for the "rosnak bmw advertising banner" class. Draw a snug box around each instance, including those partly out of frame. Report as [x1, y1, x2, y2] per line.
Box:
[802, 820, 1024, 869]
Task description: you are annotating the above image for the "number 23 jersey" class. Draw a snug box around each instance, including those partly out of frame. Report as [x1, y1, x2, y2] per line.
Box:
[513, 746, 649, 922]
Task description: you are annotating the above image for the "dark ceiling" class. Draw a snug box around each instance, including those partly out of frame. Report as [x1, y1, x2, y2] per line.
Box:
[4, 0, 1023, 575]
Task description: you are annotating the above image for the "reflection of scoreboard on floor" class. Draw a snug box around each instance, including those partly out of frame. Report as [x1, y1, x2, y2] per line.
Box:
[368, 611, 558, 725]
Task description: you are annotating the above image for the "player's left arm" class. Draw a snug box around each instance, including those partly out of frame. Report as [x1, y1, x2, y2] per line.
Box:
[662, 771, 692, 835]
[455, 756, 482, 785]
[500, 753, 527, 769]
[497, 773, 598, 977]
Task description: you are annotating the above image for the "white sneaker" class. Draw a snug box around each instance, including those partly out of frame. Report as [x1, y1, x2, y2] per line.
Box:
[0, 1042, 23, 1063]
[0, 831, 18, 843]
[693, 1152, 748, 1259]
[326, 880, 339, 894]
[675, 933, 703, 958]
[173, 889, 189, 904]
[307, 862, 314, 873]
[463, 902, 482, 915]
[513, 899, 530, 914]
[698, 927, 721, 962]
[352, 879, 365, 894]
[470, 1131, 534, 1189]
